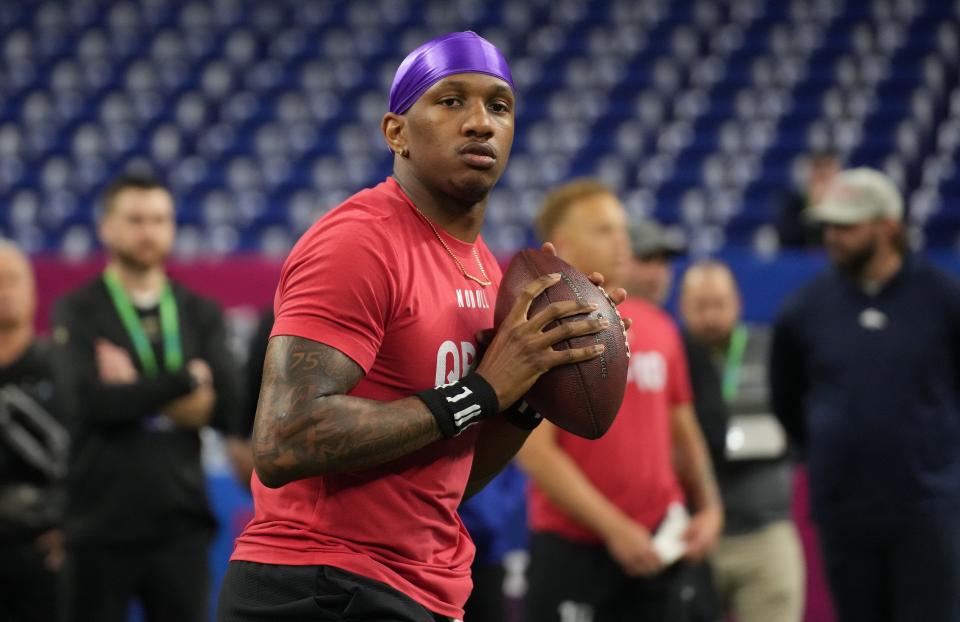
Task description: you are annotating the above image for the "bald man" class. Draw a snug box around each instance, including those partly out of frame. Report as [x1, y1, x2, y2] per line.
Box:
[680, 261, 803, 622]
[0, 241, 68, 622]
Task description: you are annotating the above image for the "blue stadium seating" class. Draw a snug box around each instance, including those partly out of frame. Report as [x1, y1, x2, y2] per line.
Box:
[0, 0, 958, 258]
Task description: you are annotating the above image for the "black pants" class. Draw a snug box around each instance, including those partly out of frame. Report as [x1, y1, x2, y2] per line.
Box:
[681, 562, 722, 622]
[65, 529, 210, 622]
[819, 515, 960, 622]
[217, 561, 453, 622]
[526, 532, 691, 622]
[0, 538, 61, 622]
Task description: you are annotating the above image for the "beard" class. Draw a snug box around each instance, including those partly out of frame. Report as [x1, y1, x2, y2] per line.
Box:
[696, 326, 731, 349]
[113, 244, 168, 272]
[831, 235, 878, 278]
[0, 296, 27, 330]
[0, 315, 20, 331]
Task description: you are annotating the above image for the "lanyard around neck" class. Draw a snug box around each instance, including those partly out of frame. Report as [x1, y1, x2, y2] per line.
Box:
[722, 325, 748, 402]
[102, 269, 183, 378]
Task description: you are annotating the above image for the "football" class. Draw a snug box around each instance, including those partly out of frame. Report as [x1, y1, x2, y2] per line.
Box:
[494, 249, 630, 439]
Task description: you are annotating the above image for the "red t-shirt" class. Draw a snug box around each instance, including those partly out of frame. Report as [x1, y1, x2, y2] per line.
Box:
[231, 177, 502, 618]
[528, 297, 692, 542]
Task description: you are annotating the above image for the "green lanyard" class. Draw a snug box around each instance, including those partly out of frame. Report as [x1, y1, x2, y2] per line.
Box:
[722, 325, 748, 402]
[102, 269, 183, 378]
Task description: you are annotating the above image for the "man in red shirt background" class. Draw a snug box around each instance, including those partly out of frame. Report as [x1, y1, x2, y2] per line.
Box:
[217, 32, 626, 622]
[519, 179, 723, 621]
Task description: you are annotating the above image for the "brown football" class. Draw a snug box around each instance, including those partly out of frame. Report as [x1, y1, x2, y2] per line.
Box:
[494, 249, 629, 439]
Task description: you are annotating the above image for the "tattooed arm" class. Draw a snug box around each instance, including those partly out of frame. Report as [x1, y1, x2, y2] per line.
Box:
[254, 275, 610, 488]
[252, 335, 442, 488]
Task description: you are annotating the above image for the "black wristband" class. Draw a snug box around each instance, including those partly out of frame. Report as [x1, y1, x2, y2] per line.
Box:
[416, 374, 500, 439]
[502, 400, 543, 431]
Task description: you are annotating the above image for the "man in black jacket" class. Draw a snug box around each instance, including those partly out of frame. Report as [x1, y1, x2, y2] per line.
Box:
[0, 241, 68, 622]
[52, 173, 240, 622]
[772, 168, 960, 622]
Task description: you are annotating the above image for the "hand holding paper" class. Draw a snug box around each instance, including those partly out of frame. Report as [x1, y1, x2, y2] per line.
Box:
[652, 502, 690, 566]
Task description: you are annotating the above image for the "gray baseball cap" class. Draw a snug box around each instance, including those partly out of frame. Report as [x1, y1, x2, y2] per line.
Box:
[810, 167, 903, 225]
[630, 220, 687, 259]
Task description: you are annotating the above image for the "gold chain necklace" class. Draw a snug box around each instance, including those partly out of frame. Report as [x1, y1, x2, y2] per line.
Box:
[410, 204, 492, 287]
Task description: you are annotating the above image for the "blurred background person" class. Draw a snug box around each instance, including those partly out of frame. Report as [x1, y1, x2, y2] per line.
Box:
[624, 219, 722, 452]
[627, 222, 728, 460]
[775, 151, 840, 249]
[51, 173, 241, 622]
[0, 241, 68, 622]
[681, 260, 804, 622]
[519, 179, 722, 622]
[627, 220, 729, 622]
[624, 220, 687, 306]
[772, 168, 960, 622]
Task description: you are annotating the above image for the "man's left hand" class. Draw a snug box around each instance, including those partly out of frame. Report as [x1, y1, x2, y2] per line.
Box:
[35, 529, 65, 572]
[682, 505, 723, 562]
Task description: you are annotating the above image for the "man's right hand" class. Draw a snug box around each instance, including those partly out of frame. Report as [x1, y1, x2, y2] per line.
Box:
[35, 529, 65, 572]
[602, 517, 666, 577]
[187, 359, 214, 388]
[96, 339, 139, 384]
[476, 273, 608, 410]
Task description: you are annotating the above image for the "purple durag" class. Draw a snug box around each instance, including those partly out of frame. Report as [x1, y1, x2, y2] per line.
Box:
[388, 31, 514, 114]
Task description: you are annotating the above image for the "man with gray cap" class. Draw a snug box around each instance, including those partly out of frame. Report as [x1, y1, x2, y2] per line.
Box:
[624, 219, 732, 622]
[771, 168, 960, 622]
[626, 220, 729, 473]
[624, 220, 687, 305]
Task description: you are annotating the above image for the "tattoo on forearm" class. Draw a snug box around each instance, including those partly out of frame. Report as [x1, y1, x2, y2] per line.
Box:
[289, 351, 320, 370]
[252, 336, 441, 485]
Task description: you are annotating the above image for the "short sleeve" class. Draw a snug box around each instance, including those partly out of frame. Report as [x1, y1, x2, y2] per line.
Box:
[666, 324, 693, 407]
[271, 218, 398, 372]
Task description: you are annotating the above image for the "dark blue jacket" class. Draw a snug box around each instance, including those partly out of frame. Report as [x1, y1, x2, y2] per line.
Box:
[771, 256, 960, 526]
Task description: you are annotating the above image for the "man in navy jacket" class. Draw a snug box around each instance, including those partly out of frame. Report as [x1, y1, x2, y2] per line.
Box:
[771, 168, 960, 622]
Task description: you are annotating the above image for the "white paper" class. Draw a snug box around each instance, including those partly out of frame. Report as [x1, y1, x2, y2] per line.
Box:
[651, 502, 690, 566]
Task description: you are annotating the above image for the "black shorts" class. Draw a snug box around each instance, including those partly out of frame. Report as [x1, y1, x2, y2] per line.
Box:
[525, 532, 691, 622]
[217, 560, 458, 622]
